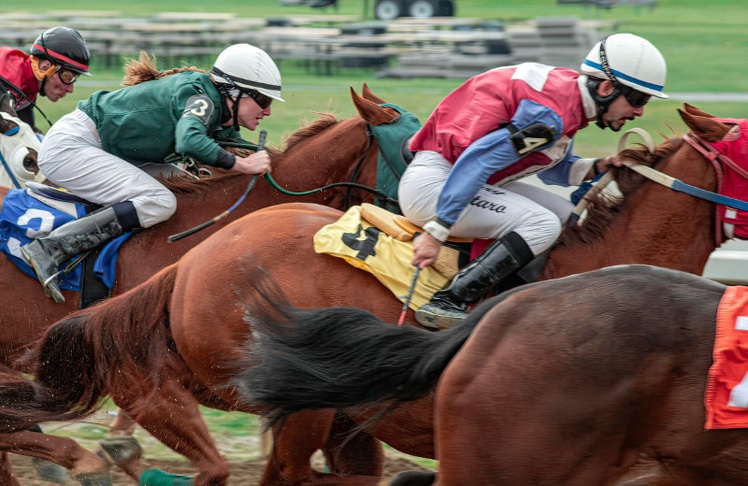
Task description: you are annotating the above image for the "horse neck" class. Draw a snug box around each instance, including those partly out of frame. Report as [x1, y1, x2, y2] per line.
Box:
[115, 172, 255, 289]
[266, 116, 379, 210]
[543, 142, 717, 279]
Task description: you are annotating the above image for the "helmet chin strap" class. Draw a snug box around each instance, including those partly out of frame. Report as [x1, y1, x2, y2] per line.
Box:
[215, 78, 243, 132]
[586, 77, 622, 130]
[30, 57, 54, 98]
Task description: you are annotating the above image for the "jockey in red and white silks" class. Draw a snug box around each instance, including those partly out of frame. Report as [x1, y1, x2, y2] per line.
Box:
[402, 33, 669, 330]
[400, 63, 595, 257]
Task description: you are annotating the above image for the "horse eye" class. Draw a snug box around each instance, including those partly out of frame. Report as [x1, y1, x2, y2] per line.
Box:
[23, 151, 38, 174]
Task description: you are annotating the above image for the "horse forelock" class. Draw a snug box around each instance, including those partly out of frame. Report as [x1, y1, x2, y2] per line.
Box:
[283, 113, 340, 151]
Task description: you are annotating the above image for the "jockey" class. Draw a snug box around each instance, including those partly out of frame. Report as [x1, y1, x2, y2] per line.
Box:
[399, 33, 668, 330]
[0, 26, 90, 134]
[21, 43, 283, 304]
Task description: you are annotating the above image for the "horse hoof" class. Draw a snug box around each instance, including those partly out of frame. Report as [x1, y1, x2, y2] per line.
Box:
[75, 470, 113, 486]
[98, 435, 143, 464]
[139, 468, 194, 485]
[389, 470, 436, 486]
[32, 457, 70, 484]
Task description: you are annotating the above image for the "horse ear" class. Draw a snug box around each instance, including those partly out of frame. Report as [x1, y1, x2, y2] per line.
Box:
[361, 83, 387, 105]
[0, 93, 18, 118]
[682, 103, 714, 118]
[678, 108, 733, 142]
[351, 86, 393, 125]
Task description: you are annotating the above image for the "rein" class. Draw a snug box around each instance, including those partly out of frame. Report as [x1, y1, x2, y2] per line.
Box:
[572, 128, 748, 227]
[222, 136, 399, 207]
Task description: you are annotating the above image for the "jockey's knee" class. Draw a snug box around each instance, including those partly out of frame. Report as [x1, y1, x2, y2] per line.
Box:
[514, 212, 562, 255]
[132, 190, 177, 229]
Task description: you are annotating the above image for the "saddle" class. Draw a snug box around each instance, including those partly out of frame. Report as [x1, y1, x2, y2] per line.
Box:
[314, 203, 549, 310]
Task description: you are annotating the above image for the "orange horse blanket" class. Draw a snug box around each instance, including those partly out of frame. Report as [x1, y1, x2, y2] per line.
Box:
[706, 285, 748, 429]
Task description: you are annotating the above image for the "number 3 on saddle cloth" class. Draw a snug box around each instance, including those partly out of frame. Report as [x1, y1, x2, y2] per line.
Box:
[0, 185, 130, 304]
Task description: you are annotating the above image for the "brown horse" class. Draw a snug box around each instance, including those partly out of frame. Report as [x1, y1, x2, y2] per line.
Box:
[241, 264, 739, 486]
[0, 85, 405, 485]
[0, 104, 740, 485]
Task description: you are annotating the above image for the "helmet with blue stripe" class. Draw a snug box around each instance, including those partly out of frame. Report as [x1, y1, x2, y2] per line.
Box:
[581, 33, 668, 99]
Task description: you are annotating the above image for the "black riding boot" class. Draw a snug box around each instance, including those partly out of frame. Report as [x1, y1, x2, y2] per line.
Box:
[20, 206, 128, 304]
[415, 232, 534, 330]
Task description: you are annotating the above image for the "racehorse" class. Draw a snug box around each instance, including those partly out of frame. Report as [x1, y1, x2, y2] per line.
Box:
[0, 104, 739, 485]
[0, 93, 44, 188]
[0, 84, 407, 485]
[241, 264, 743, 486]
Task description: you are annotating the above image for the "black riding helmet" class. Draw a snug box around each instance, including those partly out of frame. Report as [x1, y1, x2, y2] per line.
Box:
[30, 26, 91, 76]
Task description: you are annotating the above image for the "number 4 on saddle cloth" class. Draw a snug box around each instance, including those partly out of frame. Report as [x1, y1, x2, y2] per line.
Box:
[0, 184, 130, 306]
[314, 203, 547, 310]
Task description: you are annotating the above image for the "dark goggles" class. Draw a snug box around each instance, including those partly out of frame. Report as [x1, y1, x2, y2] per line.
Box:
[245, 89, 273, 110]
[619, 84, 650, 108]
[55, 65, 80, 85]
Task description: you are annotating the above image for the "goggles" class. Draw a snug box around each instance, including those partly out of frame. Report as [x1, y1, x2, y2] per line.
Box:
[245, 89, 272, 110]
[55, 65, 80, 85]
[618, 84, 650, 108]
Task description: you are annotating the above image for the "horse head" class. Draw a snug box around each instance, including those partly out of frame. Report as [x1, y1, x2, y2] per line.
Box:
[0, 93, 43, 188]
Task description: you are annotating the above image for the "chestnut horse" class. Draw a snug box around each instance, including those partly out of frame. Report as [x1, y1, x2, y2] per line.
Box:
[242, 264, 740, 486]
[0, 104, 740, 485]
[0, 85, 405, 485]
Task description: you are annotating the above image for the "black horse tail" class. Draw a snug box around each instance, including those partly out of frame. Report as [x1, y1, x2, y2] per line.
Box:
[0, 264, 179, 432]
[235, 267, 503, 426]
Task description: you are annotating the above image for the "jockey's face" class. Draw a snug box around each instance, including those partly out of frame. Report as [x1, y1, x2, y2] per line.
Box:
[38, 60, 75, 102]
[225, 95, 271, 131]
[596, 79, 646, 132]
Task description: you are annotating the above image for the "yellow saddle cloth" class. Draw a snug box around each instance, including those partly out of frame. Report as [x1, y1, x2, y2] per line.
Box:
[313, 204, 460, 310]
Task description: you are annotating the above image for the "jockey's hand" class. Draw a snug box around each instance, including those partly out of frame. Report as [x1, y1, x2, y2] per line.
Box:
[412, 232, 443, 269]
[232, 150, 272, 175]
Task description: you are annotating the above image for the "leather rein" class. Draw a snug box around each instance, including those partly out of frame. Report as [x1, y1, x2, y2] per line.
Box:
[572, 127, 748, 246]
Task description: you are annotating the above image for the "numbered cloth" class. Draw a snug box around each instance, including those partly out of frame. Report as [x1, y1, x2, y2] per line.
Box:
[0, 188, 130, 291]
[313, 205, 456, 310]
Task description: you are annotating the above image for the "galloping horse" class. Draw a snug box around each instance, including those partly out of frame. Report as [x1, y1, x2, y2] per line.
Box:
[0, 93, 43, 188]
[242, 264, 742, 486]
[0, 104, 740, 485]
[0, 84, 406, 485]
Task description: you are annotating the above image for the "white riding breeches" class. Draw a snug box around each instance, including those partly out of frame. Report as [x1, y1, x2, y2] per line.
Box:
[38, 109, 177, 228]
[398, 151, 573, 255]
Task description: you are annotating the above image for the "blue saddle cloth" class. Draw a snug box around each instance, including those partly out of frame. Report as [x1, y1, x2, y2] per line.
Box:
[0, 188, 130, 291]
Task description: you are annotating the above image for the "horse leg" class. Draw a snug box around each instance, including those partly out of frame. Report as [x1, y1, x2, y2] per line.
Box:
[261, 410, 335, 485]
[0, 452, 20, 486]
[322, 413, 384, 477]
[97, 410, 144, 477]
[1, 431, 112, 485]
[115, 381, 229, 486]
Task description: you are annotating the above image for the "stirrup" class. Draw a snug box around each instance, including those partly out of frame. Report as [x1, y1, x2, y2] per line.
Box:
[41, 273, 65, 304]
[415, 300, 468, 330]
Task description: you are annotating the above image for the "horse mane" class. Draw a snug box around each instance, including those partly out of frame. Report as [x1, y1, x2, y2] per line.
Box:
[121, 51, 207, 86]
[156, 170, 241, 195]
[558, 135, 685, 245]
[283, 113, 340, 151]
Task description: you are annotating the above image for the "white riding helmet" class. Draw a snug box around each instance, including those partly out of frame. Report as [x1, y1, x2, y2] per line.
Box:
[211, 43, 285, 102]
[581, 33, 668, 99]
